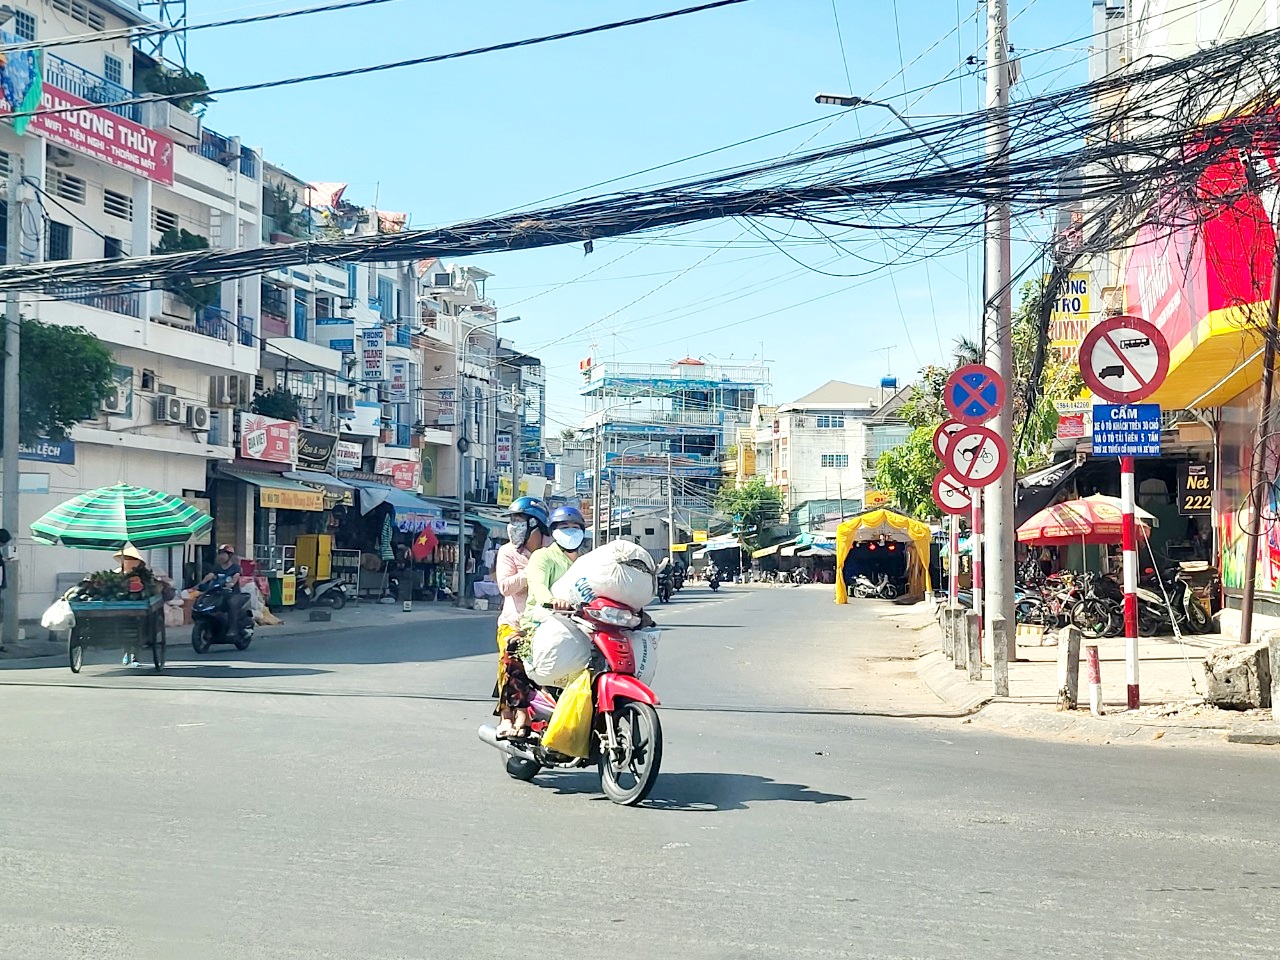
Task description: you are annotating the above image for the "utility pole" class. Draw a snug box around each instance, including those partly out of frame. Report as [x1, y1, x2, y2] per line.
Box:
[454, 325, 467, 608]
[2, 163, 21, 648]
[666, 451, 675, 562]
[592, 420, 602, 546]
[984, 0, 1015, 694]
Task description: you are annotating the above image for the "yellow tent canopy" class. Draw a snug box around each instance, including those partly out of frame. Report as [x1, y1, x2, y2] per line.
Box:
[834, 509, 932, 604]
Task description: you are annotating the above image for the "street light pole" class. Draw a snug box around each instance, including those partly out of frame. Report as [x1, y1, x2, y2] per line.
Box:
[814, 94, 953, 168]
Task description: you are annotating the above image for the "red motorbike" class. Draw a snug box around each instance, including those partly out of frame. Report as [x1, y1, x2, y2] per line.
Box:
[478, 597, 662, 807]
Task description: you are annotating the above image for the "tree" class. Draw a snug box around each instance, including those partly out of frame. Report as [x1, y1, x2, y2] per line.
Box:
[715, 476, 784, 550]
[251, 387, 301, 422]
[2, 319, 114, 445]
[154, 229, 220, 312]
[873, 426, 940, 521]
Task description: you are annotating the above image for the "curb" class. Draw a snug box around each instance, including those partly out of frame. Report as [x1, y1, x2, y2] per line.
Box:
[968, 701, 1236, 744]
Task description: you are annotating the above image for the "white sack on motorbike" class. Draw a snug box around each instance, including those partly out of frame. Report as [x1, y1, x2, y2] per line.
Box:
[630, 627, 660, 685]
[552, 541, 657, 613]
[527, 613, 593, 687]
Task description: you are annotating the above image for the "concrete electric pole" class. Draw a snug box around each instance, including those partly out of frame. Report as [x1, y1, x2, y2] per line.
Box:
[984, 0, 1015, 693]
[2, 162, 22, 648]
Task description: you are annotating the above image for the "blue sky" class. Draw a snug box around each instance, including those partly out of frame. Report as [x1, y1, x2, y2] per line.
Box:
[189, 0, 1095, 431]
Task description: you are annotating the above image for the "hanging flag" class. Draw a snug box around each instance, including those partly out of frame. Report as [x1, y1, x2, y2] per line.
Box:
[412, 527, 438, 561]
[0, 31, 43, 137]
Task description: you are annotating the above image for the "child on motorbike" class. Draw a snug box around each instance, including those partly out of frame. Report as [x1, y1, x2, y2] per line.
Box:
[493, 497, 549, 740]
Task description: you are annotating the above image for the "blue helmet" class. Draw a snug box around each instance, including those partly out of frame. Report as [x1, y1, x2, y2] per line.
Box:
[549, 505, 586, 529]
[505, 496, 549, 531]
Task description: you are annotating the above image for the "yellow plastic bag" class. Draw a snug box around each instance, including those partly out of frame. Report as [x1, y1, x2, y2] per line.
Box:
[541, 669, 593, 759]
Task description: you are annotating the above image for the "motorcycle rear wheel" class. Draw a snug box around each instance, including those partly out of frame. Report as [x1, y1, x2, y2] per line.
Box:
[598, 700, 662, 807]
[328, 590, 347, 611]
[1070, 599, 1114, 640]
[1187, 598, 1210, 633]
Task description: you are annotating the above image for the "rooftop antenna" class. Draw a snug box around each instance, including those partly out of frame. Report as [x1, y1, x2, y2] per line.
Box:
[872, 346, 895, 376]
[138, 0, 188, 69]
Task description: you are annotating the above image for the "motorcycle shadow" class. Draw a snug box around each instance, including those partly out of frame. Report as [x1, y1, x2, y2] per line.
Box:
[537, 770, 859, 811]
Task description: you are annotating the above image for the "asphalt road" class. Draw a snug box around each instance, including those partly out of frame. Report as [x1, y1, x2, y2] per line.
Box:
[2, 584, 1278, 960]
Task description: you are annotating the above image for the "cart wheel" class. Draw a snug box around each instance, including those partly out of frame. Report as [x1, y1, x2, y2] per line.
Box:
[152, 623, 166, 671]
[69, 639, 83, 673]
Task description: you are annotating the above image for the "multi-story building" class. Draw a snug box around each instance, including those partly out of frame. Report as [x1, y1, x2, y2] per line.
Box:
[578, 356, 771, 552]
[495, 343, 548, 503]
[2, 0, 264, 618]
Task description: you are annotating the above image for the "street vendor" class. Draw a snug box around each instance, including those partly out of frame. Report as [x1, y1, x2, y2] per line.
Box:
[114, 544, 151, 667]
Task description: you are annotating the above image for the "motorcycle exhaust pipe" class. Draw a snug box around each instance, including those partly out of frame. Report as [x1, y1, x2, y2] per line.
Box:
[476, 724, 540, 763]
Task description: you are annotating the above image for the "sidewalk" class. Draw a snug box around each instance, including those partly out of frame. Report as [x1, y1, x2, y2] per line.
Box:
[906, 603, 1280, 746]
[0, 598, 494, 663]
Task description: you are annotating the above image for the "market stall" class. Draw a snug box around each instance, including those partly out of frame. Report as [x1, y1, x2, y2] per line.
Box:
[835, 509, 932, 603]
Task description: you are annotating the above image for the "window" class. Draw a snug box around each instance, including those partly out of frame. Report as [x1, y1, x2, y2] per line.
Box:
[103, 188, 133, 221]
[103, 236, 122, 258]
[50, 170, 85, 204]
[12, 9, 35, 42]
[0, 151, 10, 181]
[152, 207, 178, 234]
[103, 54, 122, 86]
[816, 415, 845, 429]
[376, 277, 395, 321]
[820, 454, 850, 469]
[644, 527, 656, 537]
[47, 221, 71, 261]
[346, 263, 358, 298]
[50, 0, 104, 29]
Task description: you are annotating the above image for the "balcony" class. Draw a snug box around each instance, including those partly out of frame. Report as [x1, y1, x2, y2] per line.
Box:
[238, 315, 255, 347]
[45, 55, 141, 122]
[188, 128, 238, 165]
[195, 305, 231, 340]
[49, 283, 143, 318]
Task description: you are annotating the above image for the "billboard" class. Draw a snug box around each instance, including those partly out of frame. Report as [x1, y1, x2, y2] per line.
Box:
[239, 412, 297, 464]
[360, 327, 386, 381]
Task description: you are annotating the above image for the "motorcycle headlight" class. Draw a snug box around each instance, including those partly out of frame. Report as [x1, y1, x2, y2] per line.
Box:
[590, 604, 641, 628]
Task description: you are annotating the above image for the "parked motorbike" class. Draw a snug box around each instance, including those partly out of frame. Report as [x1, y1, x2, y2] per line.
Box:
[292, 565, 348, 611]
[854, 573, 899, 600]
[478, 597, 662, 806]
[1136, 566, 1211, 635]
[191, 583, 254, 653]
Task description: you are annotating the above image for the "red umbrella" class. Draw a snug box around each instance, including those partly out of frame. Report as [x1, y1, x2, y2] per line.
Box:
[1016, 496, 1150, 546]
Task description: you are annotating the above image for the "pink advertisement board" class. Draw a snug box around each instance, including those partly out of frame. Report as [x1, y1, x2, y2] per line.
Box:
[30, 85, 175, 185]
[240, 413, 297, 465]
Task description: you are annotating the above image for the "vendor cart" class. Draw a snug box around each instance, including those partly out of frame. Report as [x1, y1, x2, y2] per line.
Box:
[67, 596, 167, 673]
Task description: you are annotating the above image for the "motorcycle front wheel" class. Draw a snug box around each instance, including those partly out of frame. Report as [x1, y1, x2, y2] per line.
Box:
[191, 623, 212, 654]
[1070, 599, 1113, 640]
[598, 700, 663, 807]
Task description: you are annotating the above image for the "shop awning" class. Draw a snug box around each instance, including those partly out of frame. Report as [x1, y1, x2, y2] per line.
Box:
[751, 543, 782, 559]
[283, 470, 356, 494]
[221, 469, 325, 512]
[467, 512, 508, 535]
[348, 479, 442, 532]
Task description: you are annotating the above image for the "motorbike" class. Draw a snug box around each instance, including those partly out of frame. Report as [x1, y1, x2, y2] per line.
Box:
[854, 573, 899, 600]
[708, 570, 721, 592]
[673, 568, 685, 592]
[478, 597, 663, 807]
[657, 571, 673, 604]
[1136, 566, 1212, 636]
[191, 583, 254, 653]
[292, 565, 348, 610]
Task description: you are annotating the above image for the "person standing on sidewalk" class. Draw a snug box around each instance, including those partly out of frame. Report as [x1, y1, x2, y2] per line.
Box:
[493, 497, 549, 740]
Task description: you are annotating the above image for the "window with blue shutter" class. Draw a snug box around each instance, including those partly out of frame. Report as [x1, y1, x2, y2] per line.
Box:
[376, 277, 394, 322]
[346, 264, 357, 298]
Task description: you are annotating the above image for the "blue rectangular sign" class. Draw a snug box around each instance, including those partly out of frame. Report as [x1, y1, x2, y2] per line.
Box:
[1092, 404, 1161, 457]
[19, 438, 75, 464]
[329, 338, 355, 353]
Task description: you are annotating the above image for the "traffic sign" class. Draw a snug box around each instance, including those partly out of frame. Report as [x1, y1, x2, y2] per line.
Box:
[943, 425, 1008, 488]
[932, 471, 973, 516]
[1091, 403, 1162, 457]
[944, 364, 1006, 425]
[932, 419, 967, 461]
[1079, 315, 1168, 403]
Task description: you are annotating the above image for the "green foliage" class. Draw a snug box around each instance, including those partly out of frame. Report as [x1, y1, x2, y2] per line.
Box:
[2, 319, 114, 445]
[154, 229, 220, 312]
[267, 183, 306, 238]
[136, 64, 212, 113]
[715, 476, 784, 550]
[67, 567, 161, 601]
[250, 386, 301, 422]
[873, 426, 941, 521]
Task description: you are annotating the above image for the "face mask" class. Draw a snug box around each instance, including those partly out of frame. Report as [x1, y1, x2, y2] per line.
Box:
[507, 520, 530, 549]
[553, 527, 585, 551]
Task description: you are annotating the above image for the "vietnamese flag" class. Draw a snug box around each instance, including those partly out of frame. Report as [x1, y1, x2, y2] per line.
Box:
[412, 528, 438, 561]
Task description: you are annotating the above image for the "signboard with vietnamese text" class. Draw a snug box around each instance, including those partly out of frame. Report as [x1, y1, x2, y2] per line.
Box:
[360, 328, 386, 381]
[1091, 404, 1162, 457]
[374, 457, 421, 491]
[496, 432, 513, 465]
[25, 85, 175, 185]
[1046, 271, 1091, 357]
[387, 361, 409, 402]
[334, 440, 363, 470]
[19, 438, 75, 464]
[297, 430, 337, 470]
[239, 412, 297, 464]
[258, 486, 324, 512]
[1178, 462, 1212, 515]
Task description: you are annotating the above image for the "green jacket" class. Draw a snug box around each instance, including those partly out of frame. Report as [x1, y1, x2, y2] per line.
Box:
[520, 544, 576, 631]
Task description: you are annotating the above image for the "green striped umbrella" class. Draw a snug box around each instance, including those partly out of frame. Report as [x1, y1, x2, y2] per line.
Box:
[31, 482, 213, 550]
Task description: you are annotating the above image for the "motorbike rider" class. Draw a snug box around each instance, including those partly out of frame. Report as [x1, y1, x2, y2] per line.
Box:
[201, 545, 247, 639]
[523, 505, 588, 618]
[493, 497, 550, 740]
[706, 560, 720, 582]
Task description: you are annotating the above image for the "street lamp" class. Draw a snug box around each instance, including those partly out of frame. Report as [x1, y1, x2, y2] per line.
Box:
[453, 313, 520, 607]
[814, 94, 952, 168]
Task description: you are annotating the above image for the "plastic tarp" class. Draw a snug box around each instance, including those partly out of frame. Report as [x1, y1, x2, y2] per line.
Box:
[834, 509, 932, 603]
[348, 479, 442, 532]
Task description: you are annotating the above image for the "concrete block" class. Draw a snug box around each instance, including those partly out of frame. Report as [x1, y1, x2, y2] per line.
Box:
[1267, 633, 1280, 723]
[308, 609, 332, 622]
[1056, 626, 1081, 710]
[964, 612, 981, 679]
[981, 616, 1000, 685]
[1203, 643, 1272, 710]
[941, 608, 955, 659]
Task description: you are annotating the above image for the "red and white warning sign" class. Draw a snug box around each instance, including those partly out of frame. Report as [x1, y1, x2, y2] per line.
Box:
[932, 471, 973, 516]
[943, 425, 1008, 488]
[932, 419, 967, 461]
[1079, 314, 1168, 404]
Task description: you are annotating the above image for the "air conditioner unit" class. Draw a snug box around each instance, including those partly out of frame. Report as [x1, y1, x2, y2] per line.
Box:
[186, 403, 211, 431]
[432, 273, 452, 288]
[337, 394, 355, 414]
[154, 395, 184, 424]
[48, 147, 75, 169]
[101, 384, 127, 415]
